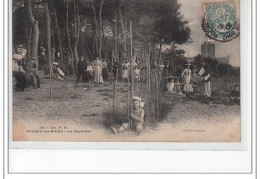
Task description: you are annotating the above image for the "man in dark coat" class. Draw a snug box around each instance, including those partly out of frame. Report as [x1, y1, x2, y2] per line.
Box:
[24, 57, 41, 89]
[77, 56, 87, 83]
[13, 71, 33, 91]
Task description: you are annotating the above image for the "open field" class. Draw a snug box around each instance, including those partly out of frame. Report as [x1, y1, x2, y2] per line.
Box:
[12, 73, 241, 142]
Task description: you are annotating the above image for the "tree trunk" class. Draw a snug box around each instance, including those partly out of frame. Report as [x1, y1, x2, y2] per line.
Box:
[45, 2, 53, 98]
[25, 24, 32, 62]
[159, 41, 162, 64]
[92, 2, 99, 57]
[66, 1, 75, 75]
[117, 0, 127, 60]
[99, 0, 104, 58]
[53, 6, 64, 70]
[73, 2, 80, 75]
[114, 13, 118, 62]
[27, 0, 39, 69]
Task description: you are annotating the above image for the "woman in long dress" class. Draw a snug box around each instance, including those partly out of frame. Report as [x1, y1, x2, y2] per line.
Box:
[182, 63, 193, 92]
[93, 57, 104, 84]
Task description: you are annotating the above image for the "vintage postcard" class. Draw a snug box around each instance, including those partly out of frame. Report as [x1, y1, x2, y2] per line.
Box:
[11, 0, 243, 144]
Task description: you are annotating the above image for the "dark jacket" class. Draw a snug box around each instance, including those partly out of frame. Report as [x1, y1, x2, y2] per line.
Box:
[78, 60, 87, 73]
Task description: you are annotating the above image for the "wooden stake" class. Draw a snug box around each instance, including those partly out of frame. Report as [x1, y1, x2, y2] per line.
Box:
[113, 68, 118, 112]
[130, 20, 133, 129]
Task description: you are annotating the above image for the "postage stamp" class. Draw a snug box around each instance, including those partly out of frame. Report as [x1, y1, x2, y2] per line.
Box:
[202, 1, 240, 42]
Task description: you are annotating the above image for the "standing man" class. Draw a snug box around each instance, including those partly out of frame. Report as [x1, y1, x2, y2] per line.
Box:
[77, 56, 87, 83]
[112, 60, 119, 81]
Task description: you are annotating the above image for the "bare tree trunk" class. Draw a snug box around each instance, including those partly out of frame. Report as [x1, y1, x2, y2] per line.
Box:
[26, 0, 39, 69]
[73, 2, 80, 75]
[53, 6, 64, 70]
[25, 24, 32, 62]
[45, 2, 53, 98]
[99, 0, 104, 58]
[92, 2, 98, 57]
[117, 0, 127, 60]
[66, 1, 75, 75]
[114, 13, 118, 62]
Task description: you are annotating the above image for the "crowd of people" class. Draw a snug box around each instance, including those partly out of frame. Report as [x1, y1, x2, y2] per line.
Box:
[12, 48, 240, 135]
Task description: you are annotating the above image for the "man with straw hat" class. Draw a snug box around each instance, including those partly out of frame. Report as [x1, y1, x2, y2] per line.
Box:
[111, 96, 144, 135]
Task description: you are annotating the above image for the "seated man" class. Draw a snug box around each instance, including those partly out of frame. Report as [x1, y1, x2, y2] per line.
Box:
[230, 84, 240, 104]
[24, 58, 41, 89]
[111, 96, 144, 134]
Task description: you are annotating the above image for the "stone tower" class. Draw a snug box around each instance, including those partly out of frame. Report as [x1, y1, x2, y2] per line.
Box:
[201, 41, 215, 59]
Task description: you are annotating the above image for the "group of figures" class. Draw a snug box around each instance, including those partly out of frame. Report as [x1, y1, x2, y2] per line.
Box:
[164, 61, 240, 104]
[12, 54, 41, 91]
[121, 57, 140, 82]
[164, 61, 212, 99]
[76, 56, 109, 84]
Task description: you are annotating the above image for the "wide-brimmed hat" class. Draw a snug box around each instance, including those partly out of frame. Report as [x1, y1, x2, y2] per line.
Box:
[53, 62, 59, 65]
[132, 96, 141, 102]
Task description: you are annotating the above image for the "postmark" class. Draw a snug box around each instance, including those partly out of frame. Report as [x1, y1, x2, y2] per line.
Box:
[202, 1, 240, 42]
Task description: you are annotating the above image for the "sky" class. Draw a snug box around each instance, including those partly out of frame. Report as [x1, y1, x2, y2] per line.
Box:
[178, 0, 240, 66]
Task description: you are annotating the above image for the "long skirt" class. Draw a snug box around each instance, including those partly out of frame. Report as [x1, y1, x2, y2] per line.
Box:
[183, 84, 193, 92]
[122, 69, 129, 80]
[183, 75, 193, 92]
[94, 66, 104, 84]
[203, 81, 211, 97]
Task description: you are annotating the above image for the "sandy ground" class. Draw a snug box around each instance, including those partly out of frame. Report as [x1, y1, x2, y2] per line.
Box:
[12, 74, 241, 142]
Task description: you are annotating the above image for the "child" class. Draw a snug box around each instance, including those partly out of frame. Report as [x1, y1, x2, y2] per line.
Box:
[111, 96, 144, 135]
[166, 76, 175, 93]
[230, 84, 240, 104]
[174, 78, 182, 92]
[133, 66, 141, 81]
[86, 62, 94, 83]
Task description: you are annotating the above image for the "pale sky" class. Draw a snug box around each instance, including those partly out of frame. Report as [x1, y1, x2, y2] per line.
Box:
[178, 0, 240, 66]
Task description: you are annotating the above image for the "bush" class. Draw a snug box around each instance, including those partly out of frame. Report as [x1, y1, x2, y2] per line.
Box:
[103, 107, 128, 127]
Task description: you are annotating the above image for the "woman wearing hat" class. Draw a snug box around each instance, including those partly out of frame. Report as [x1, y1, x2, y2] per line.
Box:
[181, 63, 193, 92]
[111, 96, 144, 134]
[93, 57, 104, 84]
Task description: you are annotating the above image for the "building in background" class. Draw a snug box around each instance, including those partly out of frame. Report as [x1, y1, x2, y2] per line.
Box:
[185, 41, 230, 65]
[201, 41, 215, 59]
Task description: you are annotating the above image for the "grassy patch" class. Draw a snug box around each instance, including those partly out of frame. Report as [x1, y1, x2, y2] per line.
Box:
[70, 94, 83, 99]
[96, 89, 111, 93]
[100, 92, 114, 98]
[24, 96, 34, 100]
